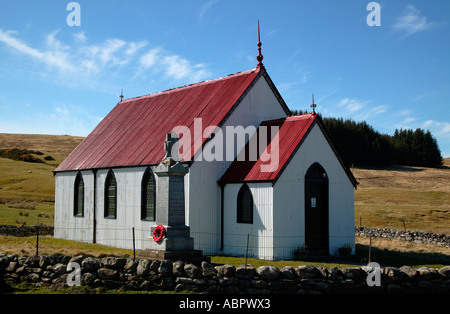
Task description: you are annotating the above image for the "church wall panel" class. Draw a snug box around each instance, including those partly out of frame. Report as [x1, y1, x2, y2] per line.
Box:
[187, 75, 287, 256]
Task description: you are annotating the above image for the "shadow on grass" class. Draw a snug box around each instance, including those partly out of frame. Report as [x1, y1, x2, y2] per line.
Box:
[294, 244, 450, 268]
[347, 244, 450, 268]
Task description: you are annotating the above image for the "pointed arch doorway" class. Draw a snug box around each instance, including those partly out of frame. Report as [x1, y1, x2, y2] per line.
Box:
[305, 163, 329, 255]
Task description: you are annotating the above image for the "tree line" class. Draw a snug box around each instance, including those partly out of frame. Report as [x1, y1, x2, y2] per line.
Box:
[290, 110, 443, 168]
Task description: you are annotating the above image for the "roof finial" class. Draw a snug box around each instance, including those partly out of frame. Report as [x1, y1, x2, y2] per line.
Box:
[311, 93, 317, 115]
[119, 88, 124, 102]
[257, 20, 264, 67]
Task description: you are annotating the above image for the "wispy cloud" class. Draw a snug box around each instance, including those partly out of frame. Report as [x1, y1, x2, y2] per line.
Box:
[337, 98, 369, 114]
[393, 5, 437, 36]
[423, 120, 450, 138]
[0, 28, 212, 90]
[199, 0, 220, 20]
[322, 97, 389, 123]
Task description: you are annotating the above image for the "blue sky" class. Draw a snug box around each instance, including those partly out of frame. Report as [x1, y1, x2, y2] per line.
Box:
[0, 0, 449, 157]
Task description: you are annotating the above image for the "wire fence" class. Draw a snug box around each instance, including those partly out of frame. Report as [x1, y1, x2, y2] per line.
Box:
[44, 225, 355, 259]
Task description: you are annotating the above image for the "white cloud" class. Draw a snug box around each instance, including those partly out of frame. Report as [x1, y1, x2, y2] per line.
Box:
[0, 29, 46, 61]
[125, 40, 148, 56]
[0, 28, 212, 89]
[73, 31, 87, 43]
[199, 0, 220, 20]
[140, 48, 161, 68]
[423, 120, 450, 138]
[393, 5, 436, 36]
[162, 55, 210, 81]
[370, 105, 388, 116]
[337, 98, 368, 113]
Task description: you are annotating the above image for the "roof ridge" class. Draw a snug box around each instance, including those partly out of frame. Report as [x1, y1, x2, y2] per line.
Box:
[122, 67, 260, 102]
[261, 113, 315, 125]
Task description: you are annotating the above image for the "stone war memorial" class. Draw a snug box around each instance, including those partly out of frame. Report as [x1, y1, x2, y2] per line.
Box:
[140, 133, 207, 263]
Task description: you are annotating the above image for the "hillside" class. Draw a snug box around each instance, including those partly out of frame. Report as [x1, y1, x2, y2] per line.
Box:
[0, 134, 83, 225]
[0, 133, 449, 235]
[0, 133, 83, 202]
[352, 159, 450, 234]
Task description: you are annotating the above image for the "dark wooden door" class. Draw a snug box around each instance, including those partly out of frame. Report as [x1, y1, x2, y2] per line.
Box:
[305, 163, 329, 255]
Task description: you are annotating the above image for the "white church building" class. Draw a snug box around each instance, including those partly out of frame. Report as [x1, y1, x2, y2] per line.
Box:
[54, 39, 357, 260]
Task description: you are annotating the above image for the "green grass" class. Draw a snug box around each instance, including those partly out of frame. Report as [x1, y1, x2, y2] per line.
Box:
[2, 281, 191, 294]
[0, 157, 56, 203]
[210, 256, 360, 269]
[0, 235, 133, 258]
[355, 188, 450, 234]
[0, 202, 54, 226]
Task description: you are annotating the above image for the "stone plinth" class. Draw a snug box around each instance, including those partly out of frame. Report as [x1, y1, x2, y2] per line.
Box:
[144, 138, 204, 261]
[147, 225, 194, 251]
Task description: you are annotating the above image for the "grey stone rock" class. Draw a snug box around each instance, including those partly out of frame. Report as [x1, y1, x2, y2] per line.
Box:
[296, 265, 321, 279]
[5, 261, 18, 273]
[24, 256, 40, 267]
[136, 259, 151, 277]
[101, 257, 127, 270]
[82, 272, 96, 286]
[15, 265, 27, 275]
[235, 265, 256, 279]
[400, 265, 418, 280]
[149, 260, 161, 274]
[81, 257, 100, 273]
[97, 268, 119, 280]
[202, 261, 217, 278]
[172, 261, 185, 277]
[159, 260, 173, 276]
[53, 263, 67, 275]
[124, 259, 137, 273]
[280, 266, 296, 279]
[27, 273, 40, 283]
[438, 266, 450, 278]
[257, 265, 280, 280]
[341, 267, 365, 281]
[329, 266, 343, 280]
[69, 255, 85, 265]
[39, 256, 50, 268]
[60, 256, 72, 264]
[184, 263, 200, 278]
[382, 267, 409, 281]
[215, 264, 235, 277]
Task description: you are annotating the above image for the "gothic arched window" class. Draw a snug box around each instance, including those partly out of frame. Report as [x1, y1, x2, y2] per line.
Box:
[141, 168, 156, 221]
[237, 184, 253, 224]
[104, 170, 117, 219]
[74, 172, 84, 217]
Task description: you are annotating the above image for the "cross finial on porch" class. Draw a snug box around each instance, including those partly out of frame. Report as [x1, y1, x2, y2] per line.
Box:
[311, 93, 317, 115]
[119, 88, 124, 102]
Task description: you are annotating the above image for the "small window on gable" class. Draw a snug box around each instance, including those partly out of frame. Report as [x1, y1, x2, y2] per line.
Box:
[141, 168, 156, 221]
[104, 170, 117, 219]
[237, 184, 253, 224]
[74, 172, 84, 217]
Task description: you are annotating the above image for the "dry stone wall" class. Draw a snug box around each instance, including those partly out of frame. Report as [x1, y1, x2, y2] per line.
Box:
[1, 254, 450, 294]
[355, 227, 450, 247]
[0, 225, 54, 237]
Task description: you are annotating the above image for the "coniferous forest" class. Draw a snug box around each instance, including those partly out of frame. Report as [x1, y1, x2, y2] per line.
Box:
[291, 110, 443, 168]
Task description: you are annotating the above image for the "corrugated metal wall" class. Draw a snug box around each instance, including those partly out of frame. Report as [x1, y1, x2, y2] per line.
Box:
[54, 171, 94, 243]
[222, 183, 274, 259]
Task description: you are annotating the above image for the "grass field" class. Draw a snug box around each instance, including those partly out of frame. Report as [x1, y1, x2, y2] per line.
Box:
[0, 133, 449, 268]
[352, 160, 450, 234]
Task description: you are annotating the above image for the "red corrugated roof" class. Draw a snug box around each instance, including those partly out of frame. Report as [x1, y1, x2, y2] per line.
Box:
[219, 113, 317, 183]
[55, 67, 261, 172]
